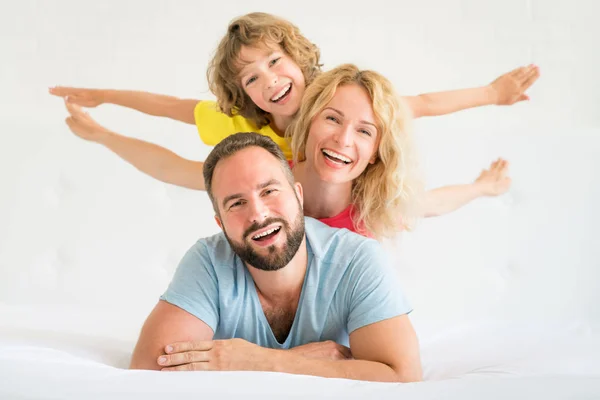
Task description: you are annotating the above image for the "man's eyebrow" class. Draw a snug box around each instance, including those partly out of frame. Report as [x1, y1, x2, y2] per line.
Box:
[257, 179, 281, 190]
[221, 179, 281, 208]
[323, 107, 378, 129]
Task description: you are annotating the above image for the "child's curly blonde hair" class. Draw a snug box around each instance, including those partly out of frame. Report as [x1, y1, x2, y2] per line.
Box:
[207, 12, 322, 128]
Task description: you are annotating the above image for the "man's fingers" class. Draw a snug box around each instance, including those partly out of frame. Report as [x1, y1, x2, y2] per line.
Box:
[158, 350, 209, 367]
[166, 340, 213, 354]
[338, 345, 352, 359]
[161, 362, 209, 372]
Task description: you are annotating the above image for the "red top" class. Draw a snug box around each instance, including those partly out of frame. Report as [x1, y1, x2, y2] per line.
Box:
[288, 161, 372, 237]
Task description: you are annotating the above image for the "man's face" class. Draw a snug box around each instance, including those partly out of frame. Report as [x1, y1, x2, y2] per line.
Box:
[212, 146, 305, 271]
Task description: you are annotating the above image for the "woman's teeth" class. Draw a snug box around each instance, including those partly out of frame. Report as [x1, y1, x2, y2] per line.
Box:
[322, 149, 352, 164]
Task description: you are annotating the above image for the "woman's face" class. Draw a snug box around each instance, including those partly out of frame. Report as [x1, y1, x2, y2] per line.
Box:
[304, 84, 380, 184]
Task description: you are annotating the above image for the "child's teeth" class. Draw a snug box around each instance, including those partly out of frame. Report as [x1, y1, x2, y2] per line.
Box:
[271, 84, 291, 101]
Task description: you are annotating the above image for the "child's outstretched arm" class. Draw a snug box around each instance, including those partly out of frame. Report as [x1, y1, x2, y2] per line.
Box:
[64, 100, 205, 190]
[50, 87, 199, 125]
[421, 158, 511, 217]
[404, 65, 540, 119]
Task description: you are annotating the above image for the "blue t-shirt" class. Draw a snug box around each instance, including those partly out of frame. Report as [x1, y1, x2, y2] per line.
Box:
[160, 217, 411, 349]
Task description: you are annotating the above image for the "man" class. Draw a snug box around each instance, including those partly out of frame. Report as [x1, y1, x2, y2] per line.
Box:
[129, 132, 422, 382]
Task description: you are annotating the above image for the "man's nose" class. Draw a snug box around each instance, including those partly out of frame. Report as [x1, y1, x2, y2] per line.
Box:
[248, 198, 269, 224]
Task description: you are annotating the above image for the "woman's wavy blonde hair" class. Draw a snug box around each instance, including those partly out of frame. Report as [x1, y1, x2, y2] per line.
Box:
[288, 64, 423, 239]
[207, 12, 322, 128]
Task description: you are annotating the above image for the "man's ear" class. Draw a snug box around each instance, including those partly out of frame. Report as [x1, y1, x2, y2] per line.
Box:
[214, 215, 223, 230]
[295, 182, 304, 208]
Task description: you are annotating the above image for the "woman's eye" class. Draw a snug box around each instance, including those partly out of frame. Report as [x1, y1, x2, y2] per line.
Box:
[359, 129, 372, 137]
[326, 115, 339, 123]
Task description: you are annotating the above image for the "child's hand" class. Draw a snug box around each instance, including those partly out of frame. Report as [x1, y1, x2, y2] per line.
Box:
[474, 158, 512, 196]
[64, 98, 111, 142]
[489, 65, 540, 105]
[50, 86, 105, 108]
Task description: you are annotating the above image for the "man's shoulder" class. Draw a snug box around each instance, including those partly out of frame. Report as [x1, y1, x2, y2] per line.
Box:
[304, 217, 381, 265]
[187, 231, 238, 268]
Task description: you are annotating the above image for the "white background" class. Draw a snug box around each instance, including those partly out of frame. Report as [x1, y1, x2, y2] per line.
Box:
[0, 0, 599, 340]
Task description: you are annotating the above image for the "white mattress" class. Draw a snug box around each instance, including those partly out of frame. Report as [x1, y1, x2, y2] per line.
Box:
[2, 308, 599, 399]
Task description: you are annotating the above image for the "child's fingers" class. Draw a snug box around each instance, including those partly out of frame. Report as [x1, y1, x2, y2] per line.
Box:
[489, 158, 500, 170]
[64, 98, 84, 117]
[514, 66, 528, 80]
[521, 67, 540, 90]
[50, 86, 76, 97]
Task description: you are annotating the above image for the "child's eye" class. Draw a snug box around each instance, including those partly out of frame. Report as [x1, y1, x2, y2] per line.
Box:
[245, 76, 257, 86]
[269, 57, 281, 67]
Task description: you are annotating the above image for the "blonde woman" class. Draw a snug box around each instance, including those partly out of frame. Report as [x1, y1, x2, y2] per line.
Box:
[289, 64, 511, 238]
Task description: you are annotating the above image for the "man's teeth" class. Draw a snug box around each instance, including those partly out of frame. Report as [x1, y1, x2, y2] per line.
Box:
[322, 149, 352, 164]
[271, 84, 291, 102]
[252, 226, 281, 240]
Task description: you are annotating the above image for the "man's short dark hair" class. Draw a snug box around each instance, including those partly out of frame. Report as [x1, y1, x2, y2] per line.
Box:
[203, 132, 295, 212]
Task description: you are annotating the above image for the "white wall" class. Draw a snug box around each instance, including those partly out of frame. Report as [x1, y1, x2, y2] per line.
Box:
[1, 0, 599, 340]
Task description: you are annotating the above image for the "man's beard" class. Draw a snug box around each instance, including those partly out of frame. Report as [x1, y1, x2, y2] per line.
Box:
[224, 209, 305, 272]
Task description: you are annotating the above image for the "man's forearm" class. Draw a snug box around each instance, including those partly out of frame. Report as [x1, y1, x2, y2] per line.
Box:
[405, 86, 495, 118]
[102, 90, 199, 125]
[268, 349, 417, 383]
[99, 132, 205, 190]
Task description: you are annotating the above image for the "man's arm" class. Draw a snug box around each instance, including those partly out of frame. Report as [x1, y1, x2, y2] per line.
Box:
[130, 300, 214, 370]
[421, 158, 511, 217]
[404, 64, 540, 118]
[276, 315, 421, 382]
[50, 86, 199, 125]
[64, 100, 206, 190]
[158, 316, 421, 382]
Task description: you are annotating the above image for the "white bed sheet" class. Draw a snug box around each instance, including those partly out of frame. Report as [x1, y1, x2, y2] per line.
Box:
[1, 311, 599, 400]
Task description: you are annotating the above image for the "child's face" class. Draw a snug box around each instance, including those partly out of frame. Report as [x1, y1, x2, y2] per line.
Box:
[237, 44, 305, 120]
[304, 84, 380, 185]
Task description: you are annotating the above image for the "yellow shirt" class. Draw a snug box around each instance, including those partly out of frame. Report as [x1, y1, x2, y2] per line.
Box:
[194, 101, 292, 160]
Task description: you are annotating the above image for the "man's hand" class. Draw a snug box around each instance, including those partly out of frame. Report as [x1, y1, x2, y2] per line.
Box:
[64, 99, 111, 142]
[474, 158, 512, 196]
[289, 341, 352, 360]
[489, 64, 540, 105]
[50, 86, 105, 108]
[157, 338, 272, 372]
